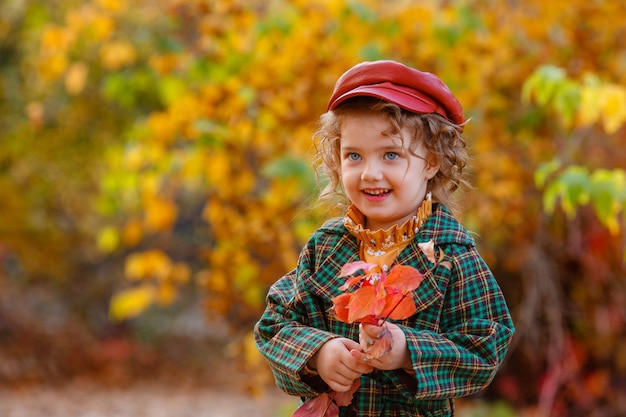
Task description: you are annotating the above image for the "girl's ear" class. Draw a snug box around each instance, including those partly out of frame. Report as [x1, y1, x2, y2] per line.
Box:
[424, 154, 440, 180]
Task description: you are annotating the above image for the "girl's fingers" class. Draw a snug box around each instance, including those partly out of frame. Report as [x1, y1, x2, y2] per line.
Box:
[349, 349, 374, 371]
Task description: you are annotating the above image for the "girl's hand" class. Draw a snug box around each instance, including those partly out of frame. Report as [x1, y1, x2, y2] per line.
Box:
[353, 322, 412, 371]
[309, 337, 373, 392]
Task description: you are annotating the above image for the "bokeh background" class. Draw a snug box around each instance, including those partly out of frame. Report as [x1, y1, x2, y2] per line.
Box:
[1, 0, 625, 416]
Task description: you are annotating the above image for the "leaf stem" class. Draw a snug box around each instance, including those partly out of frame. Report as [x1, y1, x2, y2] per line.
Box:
[382, 292, 409, 322]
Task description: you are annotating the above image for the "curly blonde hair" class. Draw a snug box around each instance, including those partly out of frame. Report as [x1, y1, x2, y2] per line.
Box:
[313, 97, 470, 214]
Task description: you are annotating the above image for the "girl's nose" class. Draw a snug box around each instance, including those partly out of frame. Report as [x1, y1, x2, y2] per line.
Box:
[361, 160, 383, 181]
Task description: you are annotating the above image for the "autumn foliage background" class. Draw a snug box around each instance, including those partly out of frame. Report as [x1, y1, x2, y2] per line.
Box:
[1, 0, 625, 416]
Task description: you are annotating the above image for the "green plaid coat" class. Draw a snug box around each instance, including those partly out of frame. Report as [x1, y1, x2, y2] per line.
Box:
[254, 204, 514, 417]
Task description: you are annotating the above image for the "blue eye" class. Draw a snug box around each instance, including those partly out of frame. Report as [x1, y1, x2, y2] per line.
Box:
[385, 152, 399, 160]
[347, 153, 361, 161]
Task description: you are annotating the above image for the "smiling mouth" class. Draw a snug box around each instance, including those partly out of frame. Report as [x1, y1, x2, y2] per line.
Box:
[363, 189, 391, 196]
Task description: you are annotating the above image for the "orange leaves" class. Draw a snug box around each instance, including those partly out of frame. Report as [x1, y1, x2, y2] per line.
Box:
[292, 379, 360, 417]
[143, 194, 178, 233]
[299, 262, 425, 416]
[361, 326, 393, 360]
[331, 261, 426, 365]
[331, 262, 424, 325]
[292, 393, 339, 417]
[385, 265, 425, 293]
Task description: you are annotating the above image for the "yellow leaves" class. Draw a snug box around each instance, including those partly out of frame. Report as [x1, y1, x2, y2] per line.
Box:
[38, 4, 125, 83]
[234, 261, 263, 308]
[147, 112, 178, 145]
[89, 14, 116, 42]
[125, 249, 190, 284]
[169, 94, 202, 133]
[94, 0, 125, 13]
[158, 77, 189, 106]
[144, 94, 200, 145]
[37, 54, 68, 82]
[204, 149, 231, 188]
[201, 197, 223, 225]
[39, 7, 117, 83]
[27, 0, 622, 333]
[40, 25, 74, 52]
[109, 284, 155, 321]
[149, 53, 181, 75]
[171, 263, 191, 284]
[143, 194, 178, 232]
[99, 40, 136, 70]
[65, 61, 88, 95]
[579, 83, 626, 134]
[122, 144, 147, 170]
[66, 6, 115, 41]
[122, 218, 144, 247]
[125, 250, 171, 281]
[110, 249, 191, 320]
[97, 225, 120, 253]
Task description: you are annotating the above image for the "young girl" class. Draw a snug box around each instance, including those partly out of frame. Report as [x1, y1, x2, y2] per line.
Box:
[254, 60, 514, 417]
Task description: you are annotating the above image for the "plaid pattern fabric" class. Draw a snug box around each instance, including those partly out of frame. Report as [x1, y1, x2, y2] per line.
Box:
[254, 204, 514, 417]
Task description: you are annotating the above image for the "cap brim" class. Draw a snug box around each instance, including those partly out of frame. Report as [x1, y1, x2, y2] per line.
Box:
[328, 82, 447, 119]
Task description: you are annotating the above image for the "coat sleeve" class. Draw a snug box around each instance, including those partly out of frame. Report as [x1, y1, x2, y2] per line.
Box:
[389, 244, 515, 401]
[253, 238, 337, 397]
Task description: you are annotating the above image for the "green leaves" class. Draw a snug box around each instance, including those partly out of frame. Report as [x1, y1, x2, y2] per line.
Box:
[589, 170, 626, 234]
[526, 66, 626, 236]
[542, 166, 590, 217]
[524, 65, 626, 134]
[538, 164, 625, 234]
[522, 65, 581, 129]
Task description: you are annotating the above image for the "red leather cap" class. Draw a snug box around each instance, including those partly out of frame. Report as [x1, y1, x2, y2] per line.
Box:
[327, 60, 464, 126]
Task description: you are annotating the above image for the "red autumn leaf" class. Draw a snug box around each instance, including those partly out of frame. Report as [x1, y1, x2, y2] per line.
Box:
[385, 265, 424, 293]
[359, 315, 381, 325]
[292, 393, 334, 417]
[291, 379, 360, 417]
[338, 274, 364, 291]
[364, 327, 394, 360]
[325, 402, 339, 417]
[338, 261, 379, 291]
[381, 292, 416, 321]
[339, 261, 378, 277]
[332, 264, 424, 324]
[333, 378, 361, 406]
[330, 293, 351, 322]
[347, 285, 386, 323]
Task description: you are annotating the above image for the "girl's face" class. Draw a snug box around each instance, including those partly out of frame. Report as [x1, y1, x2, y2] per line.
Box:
[340, 113, 438, 231]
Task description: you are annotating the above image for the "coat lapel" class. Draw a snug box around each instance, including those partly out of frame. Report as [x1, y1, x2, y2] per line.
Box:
[307, 233, 360, 300]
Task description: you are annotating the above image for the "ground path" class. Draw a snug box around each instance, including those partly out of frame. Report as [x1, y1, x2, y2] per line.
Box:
[0, 380, 299, 417]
